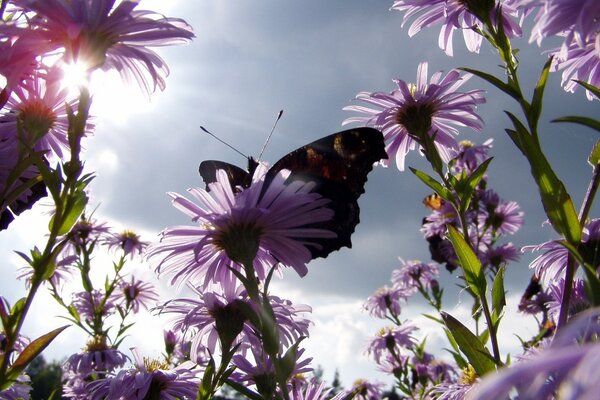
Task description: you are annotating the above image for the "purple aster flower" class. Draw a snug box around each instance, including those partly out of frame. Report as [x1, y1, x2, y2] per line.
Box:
[65, 217, 111, 248]
[546, 278, 590, 321]
[391, 0, 522, 56]
[105, 230, 149, 259]
[72, 290, 115, 322]
[6, 0, 195, 95]
[148, 165, 336, 289]
[552, 40, 600, 101]
[364, 285, 410, 319]
[391, 259, 439, 291]
[524, 0, 600, 51]
[115, 276, 159, 313]
[342, 379, 385, 400]
[163, 329, 191, 364]
[0, 39, 40, 105]
[0, 67, 90, 160]
[0, 373, 31, 400]
[16, 255, 76, 288]
[268, 294, 313, 349]
[159, 283, 252, 357]
[88, 349, 200, 400]
[374, 352, 408, 375]
[231, 340, 312, 391]
[343, 62, 485, 170]
[289, 379, 342, 400]
[63, 336, 128, 377]
[468, 307, 600, 399]
[480, 199, 524, 236]
[366, 325, 418, 364]
[481, 242, 520, 268]
[434, 381, 475, 400]
[421, 200, 458, 238]
[450, 139, 493, 175]
[523, 218, 600, 283]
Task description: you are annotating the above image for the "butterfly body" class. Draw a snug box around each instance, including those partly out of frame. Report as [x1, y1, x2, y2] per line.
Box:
[199, 127, 387, 260]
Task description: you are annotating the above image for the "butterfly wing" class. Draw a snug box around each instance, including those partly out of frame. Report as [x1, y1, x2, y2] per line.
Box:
[199, 160, 251, 191]
[266, 127, 387, 259]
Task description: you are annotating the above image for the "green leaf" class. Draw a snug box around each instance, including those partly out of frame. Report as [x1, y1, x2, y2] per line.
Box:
[552, 116, 600, 134]
[225, 379, 262, 400]
[55, 190, 88, 235]
[530, 57, 552, 127]
[197, 358, 215, 400]
[447, 226, 486, 297]
[491, 266, 506, 322]
[588, 140, 600, 167]
[460, 67, 520, 99]
[458, 158, 493, 215]
[505, 113, 581, 244]
[9, 325, 69, 378]
[441, 312, 496, 376]
[573, 80, 600, 100]
[409, 168, 453, 201]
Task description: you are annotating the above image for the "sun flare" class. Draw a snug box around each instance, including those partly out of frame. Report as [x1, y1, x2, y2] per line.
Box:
[61, 62, 90, 91]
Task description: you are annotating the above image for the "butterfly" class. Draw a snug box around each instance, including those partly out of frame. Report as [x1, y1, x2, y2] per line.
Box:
[199, 127, 388, 260]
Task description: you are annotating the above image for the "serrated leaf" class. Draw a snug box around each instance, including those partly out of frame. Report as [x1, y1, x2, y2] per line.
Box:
[409, 168, 453, 201]
[460, 67, 520, 99]
[553, 116, 600, 134]
[441, 312, 496, 376]
[447, 226, 486, 297]
[10, 325, 69, 377]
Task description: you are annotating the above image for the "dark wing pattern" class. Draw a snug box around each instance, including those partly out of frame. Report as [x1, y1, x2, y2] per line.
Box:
[199, 160, 251, 191]
[198, 127, 387, 260]
[266, 127, 387, 259]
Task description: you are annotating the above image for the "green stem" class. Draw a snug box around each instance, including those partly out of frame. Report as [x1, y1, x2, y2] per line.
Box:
[557, 155, 600, 329]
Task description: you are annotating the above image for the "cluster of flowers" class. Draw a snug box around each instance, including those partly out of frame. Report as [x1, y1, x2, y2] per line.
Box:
[0, 0, 194, 229]
[2, 0, 600, 398]
[420, 140, 523, 274]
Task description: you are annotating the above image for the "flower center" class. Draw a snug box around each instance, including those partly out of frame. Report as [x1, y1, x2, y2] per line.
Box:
[213, 221, 263, 264]
[395, 101, 435, 139]
[85, 335, 108, 352]
[17, 99, 56, 142]
[143, 357, 169, 372]
[459, 364, 478, 385]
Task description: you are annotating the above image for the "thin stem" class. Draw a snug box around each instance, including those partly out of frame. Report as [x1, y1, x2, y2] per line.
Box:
[557, 151, 600, 329]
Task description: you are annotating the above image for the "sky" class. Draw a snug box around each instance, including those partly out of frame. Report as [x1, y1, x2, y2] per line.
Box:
[1, 0, 599, 390]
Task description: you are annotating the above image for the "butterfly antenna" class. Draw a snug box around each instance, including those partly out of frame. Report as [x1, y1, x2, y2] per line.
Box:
[258, 110, 283, 161]
[200, 126, 247, 159]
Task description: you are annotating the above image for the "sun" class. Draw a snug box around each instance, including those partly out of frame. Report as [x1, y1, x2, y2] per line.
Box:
[60, 61, 155, 124]
[61, 61, 90, 91]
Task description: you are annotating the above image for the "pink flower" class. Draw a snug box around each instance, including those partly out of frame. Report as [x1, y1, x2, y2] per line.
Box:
[148, 164, 336, 289]
[343, 62, 485, 170]
[6, 0, 194, 95]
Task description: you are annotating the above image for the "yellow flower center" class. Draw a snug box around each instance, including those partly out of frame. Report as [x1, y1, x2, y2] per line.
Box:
[85, 335, 109, 352]
[143, 357, 169, 372]
[459, 364, 478, 385]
